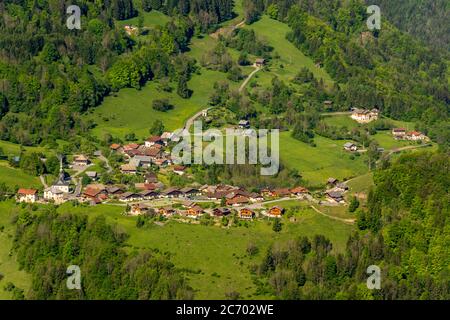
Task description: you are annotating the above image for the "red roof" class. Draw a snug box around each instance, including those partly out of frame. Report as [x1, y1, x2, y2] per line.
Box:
[110, 143, 121, 150]
[83, 188, 102, 198]
[147, 136, 162, 143]
[173, 165, 186, 171]
[124, 143, 140, 150]
[18, 188, 37, 195]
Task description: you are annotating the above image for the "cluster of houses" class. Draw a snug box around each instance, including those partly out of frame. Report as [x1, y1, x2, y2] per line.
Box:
[112, 133, 180, 175]
[392, 128, 428, 141]
[351, 108, 379, 123]
[324, 178, 349, 204]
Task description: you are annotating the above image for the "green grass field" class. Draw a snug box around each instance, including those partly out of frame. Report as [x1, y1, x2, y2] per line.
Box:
[116, 10, 170, 29]
[279, 132, 368, 185]
[323, 115, 357, 128]
[244, 16, 333, 88]
[0, 161, 41, 190]
[372, 131, 412, 150]
[346, 172, 374, 194]
[55, 202, 353, 299]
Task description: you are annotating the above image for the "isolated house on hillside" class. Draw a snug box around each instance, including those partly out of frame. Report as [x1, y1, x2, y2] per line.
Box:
[392, 128, 407, 139]
[255, 58, 265, 67]
[73, 155, 90, 166]
[406, 131, 427, 141]
[344, 142, 358, 152]
[239, 208, 255, 220]
[268, 206, 285, 217]
[238, 120, 250, 129]
[351, 108, 379, 123]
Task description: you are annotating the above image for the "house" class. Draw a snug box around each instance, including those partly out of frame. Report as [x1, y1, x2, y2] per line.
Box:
[273, 188, 291, 198]
[106, 186, 123, 196]
[110, 143, 122, 152]
[135, 183, 157, 191]
[123, 143, 140, 152]
[124, 25, 138, 36]
[343, 142, 358, 152]
[120, 164, 137, 175]
[145, 136, 164, 148]
[159, 207, 176, 216]
[238, 120, 250, 129]
[324, 100, 333, 108]
[83, 187, 103, 200]
[154, 158, 169, 167]
[180, 187, 200, 197]
[143, 147, 163, 159]
[351, 108, 379, 123]
[43, 187, 66, 204]
[187, 205, 204, 218]
[406, 131, 427, 141]
[392, 128, 406, 139]
[162, 187, 183, 198]
[290, 187, 309, 196]
[255, 58, 265, 68]
[335, 183, 349, 192]
[130, 204, 149, 216]
[173, 165, 187, 176]
[326, 191, 345, 204]
[239, 208, 255, 220]
[73, 155, 90, 166]
[17, 189, 38, 203]
[249, 192, 264, 202]
[226, 195, 250, 206]
[161, 132, 173, 143]
[86, 171, 98, 180]
[139, 190, 159, 200]
[145, 172, 158, 184]
[268, 206, 285, 217]
[131, 155, 152, 168]
[119, 192, 142, 202]
[213, 208, 231, 217]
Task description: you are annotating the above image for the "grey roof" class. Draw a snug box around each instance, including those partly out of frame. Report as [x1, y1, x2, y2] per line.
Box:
[54, 171, 69, 186]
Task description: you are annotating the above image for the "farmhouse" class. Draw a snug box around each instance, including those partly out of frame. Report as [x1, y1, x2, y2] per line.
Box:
[213, 207, 231, 217]
[159, 207, 176, 216]
[187, 205, 204, 218]
[139, 190, 159, 200]
[145, 136, 164, 148]
[343, 142, 358, 152]
[130, 204, 149, 216]
[326, 191, 345, 204]
[86, 171, 98, 180]
[43, 187, 66, 204]
[180, 187, 200, 197]
[162, 187, 183, 198]
[83, 187, 103, 200]
[290, 186, 309, 196]
[73, 155, 90, 166]
[120, 164, 137, 175]
[406, 131, 427, 141]
[272, 188, 291, 198]
[173, 165, 187, 175]
[268, 206, 285, 217]
[123, 143, 140, 152]
[106, 186, 123, 196]
[239, 208, 255, 220]
[351, 108, 379, 123]
[17, 188, 38, 203]
[145, 172, 158, 183]
[392, 128, 406, 139]
[120, 192, 142, 202]
[255, 58, 265, 67]
[131, 155, 152, 168]
[110, 143, 122, 152]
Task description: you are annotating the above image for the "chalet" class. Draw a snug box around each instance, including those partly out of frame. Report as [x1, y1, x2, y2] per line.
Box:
[154, 158, 169, 167]
[161, 132, 173, 144]
[159, 207, 176, 216]
[239, 208, 255, 220]
[187, 205, 204, 218]
[120, 164, 137, 175]
[182, 200, 196, 208]
[145, 136, 164, 148]
[110, 144, 122, 152]
[124, 25, 138, 36]
[139, 190, 159, 200]
[392, 128, 406, 139]
[351, 108, 379, 123]
[135, 183, 157, 191]
[255, 58, 265, 67]
[226, 195, 250, 206]
[85, 183, 106, 191]
[83, 188, 103, 200]
[145, 172, 158, 184]
[326, 191, 345, 204]
[119, 192, 142, 202]
[268, 206, 285, 217]
[343, 142, 358, 152]
[73, 155, 90, 166]
[143, 147, 163, 159]
[130, 204, 149, 216]
[125, 148, 144, 158]
[17, 189, 38, 203]
[131, 155, 152, 168]
[173, 165, 187, 176]
[180, 187, 200, 197]
[123, 143, 140, 152]
[406, 131, 427, 141]
[335, 183, 349, 192]
[249, 192, 264, 202]
[273, 188, 291, 198]
[290, 186, 309, 196]
[106, 186, 123, 196]
[162, 187, 183, 198]
[213, 207, 231, 217]
[324, 100, 333, 108]
[238, 120, 250, 129]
